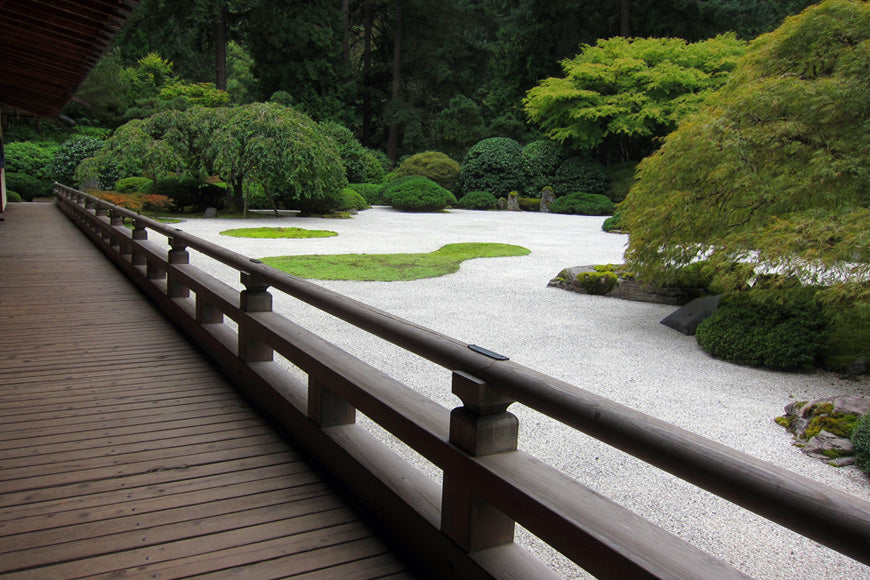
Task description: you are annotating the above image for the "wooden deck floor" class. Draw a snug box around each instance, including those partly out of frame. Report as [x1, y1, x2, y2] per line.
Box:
[0, 202, 418, 579]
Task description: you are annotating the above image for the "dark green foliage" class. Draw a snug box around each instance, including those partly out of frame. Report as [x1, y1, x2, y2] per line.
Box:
[318, 122, 385, 184]
[518, 197, 540, 212]
[550, 193, 614, 216]
[695, 288, 829, 371]
[349, 183, 387, 205]
[551, 156, 608, 198]
[294, 189, 345, 216]
[853, 413, 870, 473]
[4, 141, 58, 183]
[576, 270, 618, 295]
[605, 162, 638, 203]
[51, 136, 106, 187]
[395, 152, 461, 192]
[6, 190, 23, 203]
[457, 137, 525, 197]
[4, 173, 47, 201]
[156, 175, 224, 211]
[115, 176, 154, 194]
[386, 177, 457, 212]
[602, 211, 623, 232]
[340, 188, 370, 211]
[456, 191, 498, 210]
[521, 140, 567, 196]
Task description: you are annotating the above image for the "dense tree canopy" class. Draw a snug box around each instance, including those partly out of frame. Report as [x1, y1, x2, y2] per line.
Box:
[621, 0, 869, 292]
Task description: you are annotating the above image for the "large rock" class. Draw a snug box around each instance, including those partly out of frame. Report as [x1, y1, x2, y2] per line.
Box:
[548, 266, 705, 305]
[660, 295, 722, 335]
[777, 395, 870, 465]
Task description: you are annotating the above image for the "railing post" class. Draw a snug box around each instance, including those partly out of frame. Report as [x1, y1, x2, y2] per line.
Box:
[308, 375, 356, 427]
[110, 210, 124, 251]
[167, 237, 190, 298]
[131, 219, 147, 266]
[441, 371, 517, 552]
[238, 272, 273, 362]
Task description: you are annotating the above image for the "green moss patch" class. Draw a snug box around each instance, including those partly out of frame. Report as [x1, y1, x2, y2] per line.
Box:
[220, 227, 338, 239]
[260, 242, 530, 281]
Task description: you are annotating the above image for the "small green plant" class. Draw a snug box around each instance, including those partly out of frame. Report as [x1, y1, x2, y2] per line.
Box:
[576, 269, 619, 295]
[385, 177, 457, 212]
[220, 227, 338, 239]
[852, 413, 870, 473]
[261, 242, 530, 281]
[456, 191, 498, 210]
[550, 192, 614, 215]
[695, 287, 829, 371]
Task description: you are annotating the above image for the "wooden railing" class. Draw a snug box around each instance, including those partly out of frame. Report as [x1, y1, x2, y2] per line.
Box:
[55, 184, 870, 579]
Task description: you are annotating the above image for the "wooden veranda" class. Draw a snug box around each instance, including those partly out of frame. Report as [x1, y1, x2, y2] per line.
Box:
[0, 201, 418, 579]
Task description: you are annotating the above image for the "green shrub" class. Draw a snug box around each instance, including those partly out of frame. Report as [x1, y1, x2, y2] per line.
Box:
[318, 121, 386, 183]
[4, 141, 58, 182]
[550, 192, 615, 215]
[4, 173, 49, 200]
[602, 211, 623, 232]
[518, 197, 540, 211]
[456, 190, 498, 210]
[395, 151, 461, 191]
[457, 137, 525, 197]
[521, 139, 566, 196]
[853, 413, 870, 474]
[576, 269, 619, 295]
[340, 188, 370, 211]
[6, 190, 23, 202]
[605, 161, 638, 203]
[552, 156, 608, 197]
[349, 183, 387, 205]
[295, 189, 345, 215]
[695, 287, 829, 371]
[51, 136, 107, 187]
[386, 177, 457, 212]
[115, 176, 154, 194]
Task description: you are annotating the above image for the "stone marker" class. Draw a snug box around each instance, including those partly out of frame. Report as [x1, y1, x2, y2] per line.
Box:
[204, 207, 217, 218]
[540, 187, 555, 213]
[497, 197, 507, 210]
[507, 191, 520, 211]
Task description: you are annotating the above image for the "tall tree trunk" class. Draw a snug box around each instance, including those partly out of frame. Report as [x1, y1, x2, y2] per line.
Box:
[387, 0, 403, 163]
[361, 1, 373, 146]
[215, 3, 228, 91]
[620, 0, 632, 37]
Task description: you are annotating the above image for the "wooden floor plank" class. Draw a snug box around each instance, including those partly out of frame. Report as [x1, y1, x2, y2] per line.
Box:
[0, 203, 416, 579]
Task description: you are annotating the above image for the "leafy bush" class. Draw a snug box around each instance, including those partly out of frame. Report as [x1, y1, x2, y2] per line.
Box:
[602, 211, 623, 232]
[115, 176, 154, 194]
[6, 190, 23, 202]
[155, 175, 206, 210]
[395, 151, 461, 191]
[519, 197, 540, 211]
[551, 156, 608, 197]
[605, 162, 638, 203]
[457, 137, 525, 197]
[521, 139, 567, 196]
[340, 188, 370, 211]
[51, 136, 107, 187]
[349, 183, 387, 205]
[386, 177, 457, 212]
[695, 287, 829, 371]
[319, 121, 386, 183]
[853, 413, 870, 473]
[550, 192, 614, 215]
[4, 172, 48, 201]
[4, 141, 58, 181]
[456, 191, 498, 210]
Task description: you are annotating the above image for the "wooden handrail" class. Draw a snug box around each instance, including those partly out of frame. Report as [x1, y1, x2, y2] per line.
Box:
[54, 184, 870, 578]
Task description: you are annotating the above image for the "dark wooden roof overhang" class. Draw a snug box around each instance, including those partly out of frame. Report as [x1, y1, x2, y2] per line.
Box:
[0, 0, 139, 118]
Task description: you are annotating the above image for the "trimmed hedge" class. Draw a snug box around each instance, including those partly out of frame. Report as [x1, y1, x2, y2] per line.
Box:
[457, 137, 525, 197]
[853, 413, 870, 474]
[552, 156, 608, 197]
[340, 188, 370, 211]
[550, 192, 615, 215]
[386, 177, 457, 212]
[6, 190, 23, 202]
[4, 173, 47, 201]
[395, 151, 461, 191]
[602, 211, 623, 232]
[695, 287, 829, 371]
[115, 176, 154, 194]
[349, 183, 387, 205]
[456, 190, 498, 210]
[521, 139, 566, 196]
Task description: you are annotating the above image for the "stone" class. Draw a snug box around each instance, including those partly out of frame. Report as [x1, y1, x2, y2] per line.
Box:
[497, 197, 507, 210]
[204, 207, 217, 218]
[507, 192, 520, 211]
[802, 430, 853, 459]
[776, 395, 869, 466]
[80, 177, 100, 190]
[843, 357, 869, 376]
[547, 266, 704, 305]
[660, 295, 722, 335]
[540, 187, 555, 213]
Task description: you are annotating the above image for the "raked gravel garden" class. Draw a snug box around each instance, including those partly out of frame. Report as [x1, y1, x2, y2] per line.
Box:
[170, 206, 869, 580]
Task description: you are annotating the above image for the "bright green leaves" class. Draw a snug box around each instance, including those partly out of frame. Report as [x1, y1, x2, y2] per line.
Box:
[524, 35, 747, 160]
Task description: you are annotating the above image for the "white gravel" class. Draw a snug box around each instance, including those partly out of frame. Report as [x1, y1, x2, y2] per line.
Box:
[173, 207, 870, 579]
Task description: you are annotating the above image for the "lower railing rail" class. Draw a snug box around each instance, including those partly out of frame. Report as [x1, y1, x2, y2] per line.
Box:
[55, 184, 870, 579]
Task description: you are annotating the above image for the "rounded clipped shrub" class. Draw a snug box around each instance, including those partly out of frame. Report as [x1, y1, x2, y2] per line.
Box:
[4, 172, 47, 201]
[853, 413, 870, 474]
[695, 287, 829, 371]
[386, 177, 457, 212]
[6, 190, 23, 202]
[51, 136, 106, 187]
[340, 188, 370, 211]
[456, 190, 498, 210]
[552, 156, 608, 197]
[521, 139, 567, 196]
[550, 192, 615, 215]
[4, 141, 58, 186]
[349, 183, 386, 205]
[458, 137, 525, 197]
[602, 211, 623, 232]
[295, 189, 345, 215]
[115, 176, 154, 194]
[395, 151, 461, 191]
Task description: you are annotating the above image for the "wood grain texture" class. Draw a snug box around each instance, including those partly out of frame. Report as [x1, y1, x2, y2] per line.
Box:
[0, 202, 417, 579]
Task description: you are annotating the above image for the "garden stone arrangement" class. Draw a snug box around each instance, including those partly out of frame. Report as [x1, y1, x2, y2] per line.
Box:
[175, 207, 870, 580]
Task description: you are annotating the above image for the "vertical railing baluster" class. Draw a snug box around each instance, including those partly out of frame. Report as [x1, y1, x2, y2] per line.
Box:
[167, 237, 190, 298]
[308, 376, 356, 427]
[131, 219, 147, 266]
[238, 272, 273, 362]
[441, 371, 517, 552]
